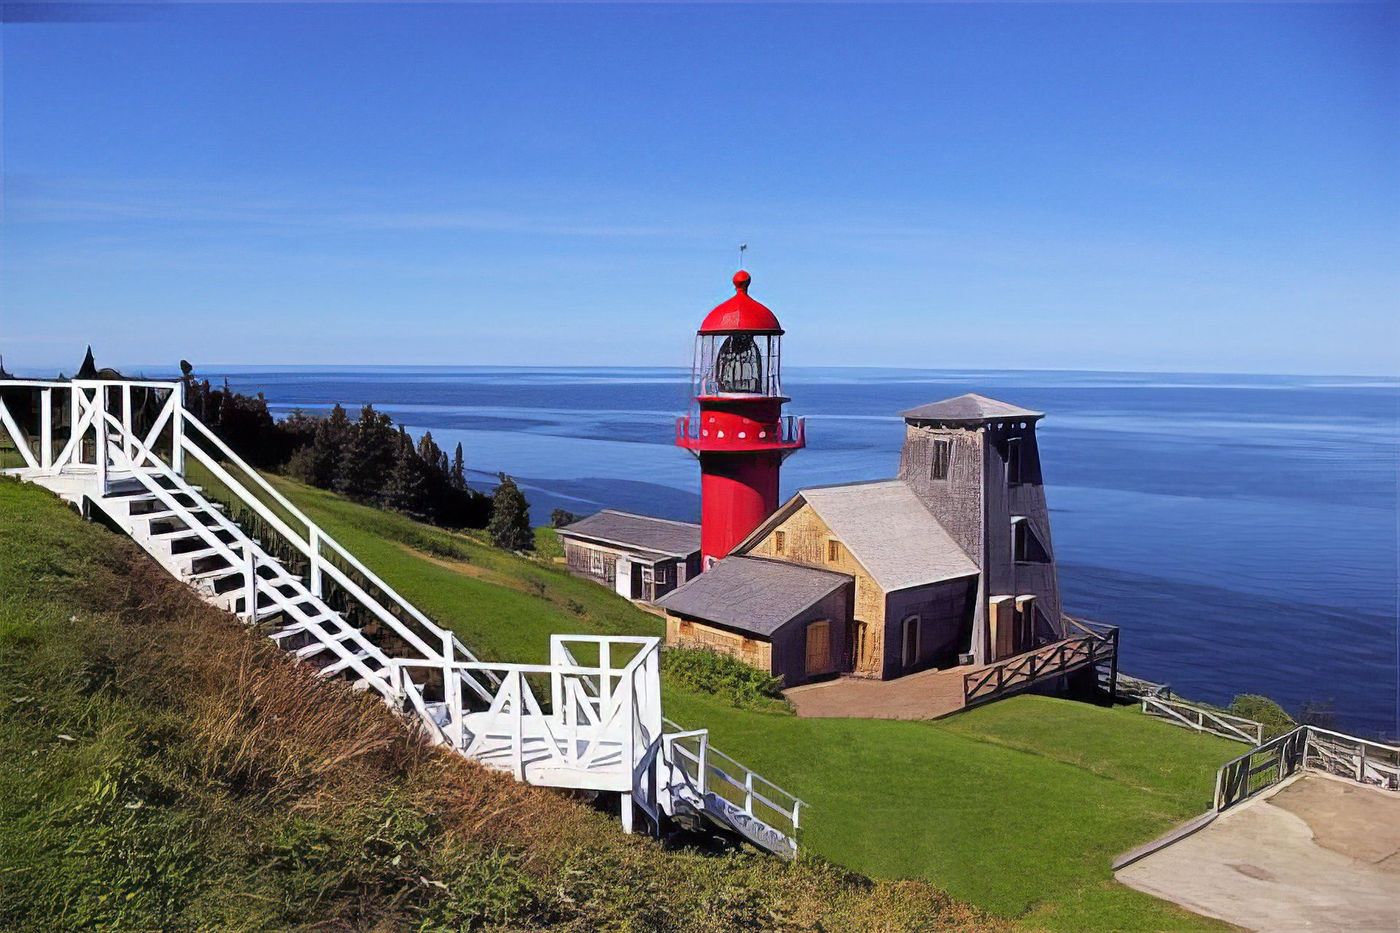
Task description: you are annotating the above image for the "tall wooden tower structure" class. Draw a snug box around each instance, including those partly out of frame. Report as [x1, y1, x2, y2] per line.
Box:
[676, 271, 805, 567]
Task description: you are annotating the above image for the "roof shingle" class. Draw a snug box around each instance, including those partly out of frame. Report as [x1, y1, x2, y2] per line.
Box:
[556, 510, 700, 559]
[799, 480, 979, 590]
[656, 557, 852, 637]
[901, 393, 1042, 423]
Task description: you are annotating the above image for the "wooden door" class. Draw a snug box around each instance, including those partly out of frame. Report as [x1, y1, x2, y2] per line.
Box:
[847, 620, 868, 673]
[805, 621, 831, 676]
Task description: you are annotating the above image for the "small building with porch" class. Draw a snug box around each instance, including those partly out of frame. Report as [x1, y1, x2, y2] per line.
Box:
[556, 510, 701, 603]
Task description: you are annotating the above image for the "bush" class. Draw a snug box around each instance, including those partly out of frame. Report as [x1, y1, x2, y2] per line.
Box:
[1229, 694, 1297, 739]
[662, 647, 789, 711]
[488, 474, 534, 552]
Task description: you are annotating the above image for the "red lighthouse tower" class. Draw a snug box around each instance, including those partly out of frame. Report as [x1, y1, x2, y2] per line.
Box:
[676, 271, 805, 567]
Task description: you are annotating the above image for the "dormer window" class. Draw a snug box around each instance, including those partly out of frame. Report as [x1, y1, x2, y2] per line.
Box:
[930, 439, 951, 481]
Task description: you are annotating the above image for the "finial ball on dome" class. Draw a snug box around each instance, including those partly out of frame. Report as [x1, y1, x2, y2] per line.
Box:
[733, 270, 751, 292]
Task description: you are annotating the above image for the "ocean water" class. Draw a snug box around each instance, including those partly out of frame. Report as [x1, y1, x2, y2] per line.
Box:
[206, 365, 1399, 738]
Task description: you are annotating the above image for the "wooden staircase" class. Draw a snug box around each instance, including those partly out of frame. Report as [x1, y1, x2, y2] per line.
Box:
[1, 375, 806, 858]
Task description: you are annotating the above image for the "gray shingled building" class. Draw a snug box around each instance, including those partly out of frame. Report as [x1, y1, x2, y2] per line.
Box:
[658, 393, 1064, 687]
[555, 510, 702, 602]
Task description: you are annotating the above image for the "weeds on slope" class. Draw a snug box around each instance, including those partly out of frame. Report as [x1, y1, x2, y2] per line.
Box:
[0, 479, 997, 932]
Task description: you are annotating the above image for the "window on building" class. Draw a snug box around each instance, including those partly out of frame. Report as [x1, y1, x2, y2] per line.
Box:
[589, 550, 606, 576]
[1007, 436, 1024, 485]
[930, 438, 951, 480]
[826, 539, 842, 563]
[1012, 518, 1050, 563]
[774, 530, 786, 554]
[902, 615, 921, 668]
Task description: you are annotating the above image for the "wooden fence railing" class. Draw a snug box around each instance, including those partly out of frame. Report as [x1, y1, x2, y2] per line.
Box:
[1143, 696, 1263, 744]
[1214, 726, 1399, 811]
[963, 623, 1118, 707]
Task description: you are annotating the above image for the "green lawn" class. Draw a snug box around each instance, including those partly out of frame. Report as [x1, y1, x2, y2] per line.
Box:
[260, 474, 1236, 930]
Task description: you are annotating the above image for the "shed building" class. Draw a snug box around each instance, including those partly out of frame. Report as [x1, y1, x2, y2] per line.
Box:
[657, 556, 853, 687]
[555, 510, 701, 602]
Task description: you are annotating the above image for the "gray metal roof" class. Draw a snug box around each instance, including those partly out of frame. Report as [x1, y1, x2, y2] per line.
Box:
[656, 556, 852, 637]
[800, 480, 979, 591]
[556, 509, 700, 559]
[901, 393, 1043, 423]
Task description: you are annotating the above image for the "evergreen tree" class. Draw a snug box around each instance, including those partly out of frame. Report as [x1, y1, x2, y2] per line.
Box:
[288, 403, 349, 488]
[383, 427, 433, 521]
[449, 442, 467, 491]
[550, 508, 579, 528]
[336, 404, 396, 502]
[416, 430, 444, 470]
[488, 473, 534, 551]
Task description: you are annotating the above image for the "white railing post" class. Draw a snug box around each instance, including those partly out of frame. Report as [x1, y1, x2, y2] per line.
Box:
[244, 549, 257, 622]
[94, 398, 108, 491]
[308, 526, 322, 596]
[697, 735, 708, 796]
[39, 389, 52, 471]
[72, 386, 85, 466]
[120, 384, 133, 462]
[745, 771, 754, 815]
[599, 640, 612, 713]
[171, 384, 186, 476]
[512, 671, 525, 781]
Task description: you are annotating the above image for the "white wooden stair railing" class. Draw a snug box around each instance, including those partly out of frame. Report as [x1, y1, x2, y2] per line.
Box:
[0, 376, 806, 856]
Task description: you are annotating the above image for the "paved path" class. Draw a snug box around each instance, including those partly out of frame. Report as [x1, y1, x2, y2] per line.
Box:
[783, 665, 970, 719]
[1117, 775, 1400, 931]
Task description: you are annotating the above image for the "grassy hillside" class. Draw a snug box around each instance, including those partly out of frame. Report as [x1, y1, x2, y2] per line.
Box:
[0, 477, 995, 931]
[257, 473, 1240, 931]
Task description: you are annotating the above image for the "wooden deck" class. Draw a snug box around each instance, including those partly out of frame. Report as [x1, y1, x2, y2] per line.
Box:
[784, 624, 1118, 720]
[784, 664, 973, 720]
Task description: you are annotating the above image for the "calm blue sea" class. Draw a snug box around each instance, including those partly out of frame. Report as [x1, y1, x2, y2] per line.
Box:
[202, 366, 1398, 739]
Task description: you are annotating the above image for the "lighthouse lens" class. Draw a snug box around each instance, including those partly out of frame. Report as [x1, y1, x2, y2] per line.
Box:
[715, 334, 764, 394]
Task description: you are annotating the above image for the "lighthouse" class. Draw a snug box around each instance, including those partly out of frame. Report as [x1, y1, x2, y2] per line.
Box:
[676, 271, 805, 566]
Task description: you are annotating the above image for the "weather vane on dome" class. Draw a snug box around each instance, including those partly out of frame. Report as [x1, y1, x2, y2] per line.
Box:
[738, 243, 747, 268]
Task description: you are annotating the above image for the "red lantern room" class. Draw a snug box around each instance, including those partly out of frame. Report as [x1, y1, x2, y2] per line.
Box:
[676, 270, 805, 566]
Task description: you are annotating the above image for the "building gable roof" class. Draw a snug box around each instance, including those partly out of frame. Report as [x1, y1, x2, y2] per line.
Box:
[656, 556, 852, 637]
[901, 393, 1043, 423]
[556, 510, 700, 559]
[793, 480, 979, 591]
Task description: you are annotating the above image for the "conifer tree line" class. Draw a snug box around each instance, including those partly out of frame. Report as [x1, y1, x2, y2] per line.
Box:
[180, 367, 520, 536]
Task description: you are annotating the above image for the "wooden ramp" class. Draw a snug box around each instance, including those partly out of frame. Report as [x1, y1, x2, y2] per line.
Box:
[785, 623, 1118, 721]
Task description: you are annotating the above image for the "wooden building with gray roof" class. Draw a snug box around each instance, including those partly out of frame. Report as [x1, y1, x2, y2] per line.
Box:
[555, 510, 702, 603]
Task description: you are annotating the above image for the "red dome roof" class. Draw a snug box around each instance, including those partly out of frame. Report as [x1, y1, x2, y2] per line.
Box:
[698, 270, 784, 335]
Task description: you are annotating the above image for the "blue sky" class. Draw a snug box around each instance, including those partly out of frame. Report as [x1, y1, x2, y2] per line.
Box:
[1, 3, 1395, 375]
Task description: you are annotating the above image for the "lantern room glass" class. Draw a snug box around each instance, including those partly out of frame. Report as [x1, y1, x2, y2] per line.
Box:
[693, 333, 783, 397]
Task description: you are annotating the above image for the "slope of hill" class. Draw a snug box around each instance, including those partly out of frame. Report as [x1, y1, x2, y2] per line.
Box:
[255, 473, 1240, 931]
[0, 478, 995, 931]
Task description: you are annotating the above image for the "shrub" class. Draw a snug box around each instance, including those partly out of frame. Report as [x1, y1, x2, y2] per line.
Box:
[488, 474, 534, 552]
[662, 646, 788, 711]
[1229, 694, 1297, 739]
